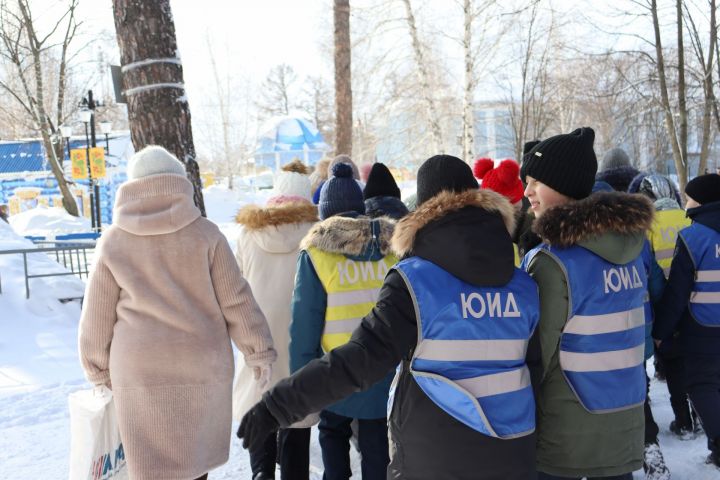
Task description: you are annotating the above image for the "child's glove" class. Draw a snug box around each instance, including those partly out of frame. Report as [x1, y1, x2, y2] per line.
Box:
[237, 401, 279, 451]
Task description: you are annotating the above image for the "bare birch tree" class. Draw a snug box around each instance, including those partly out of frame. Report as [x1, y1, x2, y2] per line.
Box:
[0, 0, 81, 215]
[646, 0, 690, 190]
[684, 0, 717, 175]
[401, 0, 444, 153]
[505, 1, 556, 162]
[257, 64, 298, 121]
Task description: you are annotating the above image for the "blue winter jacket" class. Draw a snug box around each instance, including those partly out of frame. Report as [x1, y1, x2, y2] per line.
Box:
[289, 213, 395, 419]
[643, 242, 666, 360]
[653, 201, 720, 355]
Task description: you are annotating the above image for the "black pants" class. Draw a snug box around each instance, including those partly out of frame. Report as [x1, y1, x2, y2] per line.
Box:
[658, 345, 693, 426]
[278, 428, 311, 480]
[685, 354, 720, 452]
[644, 370, 659, 444]
[537, 472, 632, 480]
[318, 410, 388, 480]
[249, 428, 311, 480]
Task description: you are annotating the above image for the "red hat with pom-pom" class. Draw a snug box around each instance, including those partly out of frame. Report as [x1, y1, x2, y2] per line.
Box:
[473, 158, 524, 204]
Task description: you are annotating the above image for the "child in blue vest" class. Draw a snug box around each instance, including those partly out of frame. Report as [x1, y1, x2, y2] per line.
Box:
[521, 128, 653, 479]
[238, 154, 542, 479]
[653, 173, 720, 469]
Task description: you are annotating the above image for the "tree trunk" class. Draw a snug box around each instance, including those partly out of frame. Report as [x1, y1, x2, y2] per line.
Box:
[676, 0, 689, 180]
[698, 0, 717, 175]
[462, 0, 474, 163]
[112, 0, 205, 215]
[16, 0, 79, 216]
[651, 0, 687, 193]
[401, 0, 444, 153]
[334, 0, 353, 156]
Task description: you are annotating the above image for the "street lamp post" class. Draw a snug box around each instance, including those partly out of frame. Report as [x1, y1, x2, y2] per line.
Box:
[59, 124, 73, 167]
[79, 89, 106, 232]
[78, 107, 96, 231]
[99, 121, 112, 153]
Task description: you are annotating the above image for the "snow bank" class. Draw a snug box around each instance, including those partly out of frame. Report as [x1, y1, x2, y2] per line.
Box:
[8, 206, 91, 237]
[0, 221, 85, 397]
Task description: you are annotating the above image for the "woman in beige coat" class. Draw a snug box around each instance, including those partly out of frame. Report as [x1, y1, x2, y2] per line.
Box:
[79, 146, 276, 480]
[233, 162, 318, 480]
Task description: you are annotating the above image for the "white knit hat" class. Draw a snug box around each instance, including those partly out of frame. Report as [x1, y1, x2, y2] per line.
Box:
[272, 171, 312, 200]
[127, 145, 186, 180]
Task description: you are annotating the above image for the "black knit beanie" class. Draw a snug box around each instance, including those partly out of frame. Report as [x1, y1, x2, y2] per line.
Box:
[416, 155, 479, 206]
[520, 127, 598, 200]
[685, 173, 720, 205]
[523, 140, 540, 155]
[363, 163, 401, 200]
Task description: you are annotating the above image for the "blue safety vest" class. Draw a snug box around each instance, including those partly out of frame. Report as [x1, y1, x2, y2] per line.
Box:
[525, 244, 647, 413]
[679, 223, 720, 327]
[640, 240, 654, 359]
[394, 257, 539, 439]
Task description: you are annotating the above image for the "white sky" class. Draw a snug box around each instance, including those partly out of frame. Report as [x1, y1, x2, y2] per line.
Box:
[27, 0, 679, 157]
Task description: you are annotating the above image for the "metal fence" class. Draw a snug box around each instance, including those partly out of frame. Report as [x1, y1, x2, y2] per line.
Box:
[0, 239, 95, 300]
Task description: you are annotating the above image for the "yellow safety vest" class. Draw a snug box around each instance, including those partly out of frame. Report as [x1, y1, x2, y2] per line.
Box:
[306, 246, 398, 352]
[649, 209, 691, 278]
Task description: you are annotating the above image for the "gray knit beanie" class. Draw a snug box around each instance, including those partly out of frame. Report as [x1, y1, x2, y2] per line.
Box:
[600, 147, 631, 172]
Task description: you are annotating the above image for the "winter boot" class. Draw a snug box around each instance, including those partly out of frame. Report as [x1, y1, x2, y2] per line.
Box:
[706, 439, 720, 468]
[643, 442, 671, 480]
[669, 406, 694, 439]
[252, 473, 274, 480]
[669, 419, 694, 439]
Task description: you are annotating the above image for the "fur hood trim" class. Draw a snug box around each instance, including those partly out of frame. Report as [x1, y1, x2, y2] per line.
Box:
[300, 215, 396, 256]
[533, 192, 654, 247]
[236, 202, 318, 230]
[392, 189, 515, 257]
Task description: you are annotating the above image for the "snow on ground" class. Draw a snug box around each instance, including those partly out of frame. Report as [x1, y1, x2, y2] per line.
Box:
[9, 206, 91, 237]
[0, 187, 715, 479]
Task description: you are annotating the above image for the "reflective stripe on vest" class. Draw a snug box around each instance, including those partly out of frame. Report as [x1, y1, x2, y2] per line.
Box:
[650, 209, 691, 279]
[306, 246, 398, 352]
[679, 223, 720, 327]
[525, 244, 647, 413]
[395, 257, 539, 439]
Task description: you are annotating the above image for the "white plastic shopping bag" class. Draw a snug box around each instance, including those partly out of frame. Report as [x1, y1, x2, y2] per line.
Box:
[68, 386, 128, 480]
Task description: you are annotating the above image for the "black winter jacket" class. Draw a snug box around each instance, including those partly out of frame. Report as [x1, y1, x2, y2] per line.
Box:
[653, 201, 720, 355]
[263, 189, 540, 480]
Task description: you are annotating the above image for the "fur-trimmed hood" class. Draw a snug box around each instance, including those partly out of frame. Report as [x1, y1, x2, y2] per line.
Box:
[392, 189, 515, 257]
[236, 202, 318, 230]
[392, 189, 517, 287]
[236, 202, 318, 254]
[300, 215, 396, 257]
[533, 192, 654, 253]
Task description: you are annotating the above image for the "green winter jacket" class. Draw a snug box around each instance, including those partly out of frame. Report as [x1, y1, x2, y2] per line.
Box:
[524, 192, 654, 478]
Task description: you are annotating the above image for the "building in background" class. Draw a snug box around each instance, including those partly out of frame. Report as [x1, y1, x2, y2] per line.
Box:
[0, 133, 133, 225]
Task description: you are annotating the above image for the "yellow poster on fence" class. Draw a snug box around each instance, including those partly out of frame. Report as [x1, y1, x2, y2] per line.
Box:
[70, 149, 87, 179]
[89, 147, 106, 179]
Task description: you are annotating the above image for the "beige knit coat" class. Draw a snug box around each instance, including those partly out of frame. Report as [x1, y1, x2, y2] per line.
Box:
[231, 202, 319, 428]
[78, 174, 276, 480]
